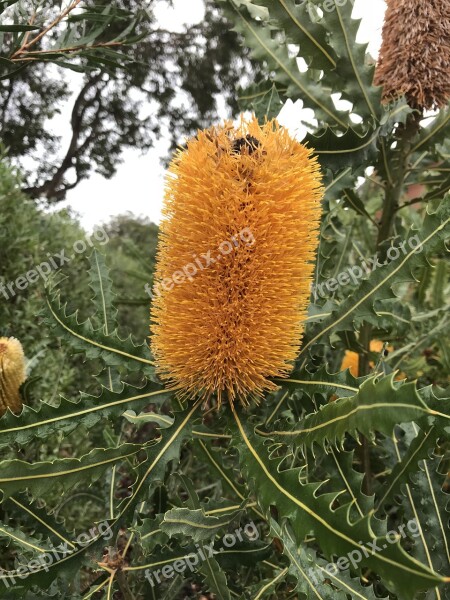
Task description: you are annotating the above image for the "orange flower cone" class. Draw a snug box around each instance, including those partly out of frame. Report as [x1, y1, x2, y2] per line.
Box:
[374, 0, 450, 110]
[0, 337, 26, 416]
[150, 117, 323, 406]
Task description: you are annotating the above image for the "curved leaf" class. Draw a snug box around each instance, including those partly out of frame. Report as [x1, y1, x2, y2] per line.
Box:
[229, 402, 446, 599]
[257, 376, 448, 448]
[0, 380, 171, 448]
[44, 285, 154, 373]
[299, 201, 450, 359]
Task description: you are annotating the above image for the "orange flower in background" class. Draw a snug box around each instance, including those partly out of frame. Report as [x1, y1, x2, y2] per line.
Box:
[0, 337, 26, 416]
[150, 117, 323, 406]
[340, 349, 360, 378]
[374, 0, 450, 110]
[341, 340, 402, 378]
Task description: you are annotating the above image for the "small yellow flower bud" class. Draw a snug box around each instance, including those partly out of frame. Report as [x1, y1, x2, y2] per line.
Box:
[0, 337, 26, 416]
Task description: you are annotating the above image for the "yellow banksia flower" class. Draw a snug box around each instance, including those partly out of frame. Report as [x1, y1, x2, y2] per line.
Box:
[374, 0, 450, 110]
[0, 337, 26, 416]
[150, 116, 323, 407]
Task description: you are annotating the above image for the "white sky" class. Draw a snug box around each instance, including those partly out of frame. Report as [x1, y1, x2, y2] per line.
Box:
[58, 0, 387, 230]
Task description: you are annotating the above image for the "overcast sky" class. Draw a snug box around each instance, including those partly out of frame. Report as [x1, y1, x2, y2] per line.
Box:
[57, 0, 387, 230]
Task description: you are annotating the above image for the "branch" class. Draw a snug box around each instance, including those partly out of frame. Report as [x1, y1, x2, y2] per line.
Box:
[23, 73, 104, 202]
[10, 0, 83, 60]
[10, 40, 125, 62]
[0, 79, 15, 130]
[395, 198, 426, 211]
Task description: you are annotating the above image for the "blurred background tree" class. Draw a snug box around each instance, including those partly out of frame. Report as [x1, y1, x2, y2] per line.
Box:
[0, 151, 90, 401]
[0, 0, 262, 202]
[101, 214, 158, 339]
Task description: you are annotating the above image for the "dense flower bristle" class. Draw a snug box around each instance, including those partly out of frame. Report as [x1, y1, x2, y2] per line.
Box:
[374, 0, 450, 110]
[150, 117, 323, 406]
[0, 337, 26, 416]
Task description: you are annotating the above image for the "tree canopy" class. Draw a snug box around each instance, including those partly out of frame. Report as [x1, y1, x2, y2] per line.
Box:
[0, 0, 260, 201]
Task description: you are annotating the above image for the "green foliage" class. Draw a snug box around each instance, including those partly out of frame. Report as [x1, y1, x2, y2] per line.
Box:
[100, 214, 159, 340]
[1, 231, 448, 597]
[0, 152, 94, 402]
[0, 1, 142, 74]
[0, 1, 449, 599]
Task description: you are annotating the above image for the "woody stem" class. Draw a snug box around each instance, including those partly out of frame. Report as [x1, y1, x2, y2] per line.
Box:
[358, 111, 422, 495]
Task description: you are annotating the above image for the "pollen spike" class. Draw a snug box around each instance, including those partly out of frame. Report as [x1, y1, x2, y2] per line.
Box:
[150, 116, 323, 407]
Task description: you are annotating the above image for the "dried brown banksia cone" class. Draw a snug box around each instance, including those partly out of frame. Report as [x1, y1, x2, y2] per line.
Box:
[0, 337, 26, 416]
[150, 117, 323, 407]
[374, 0, 450, 110]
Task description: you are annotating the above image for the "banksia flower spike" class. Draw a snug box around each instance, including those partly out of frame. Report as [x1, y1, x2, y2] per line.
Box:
[0, 337, 26, 416]
[150, 116, 323, 407]
[374, 0, 450, 110]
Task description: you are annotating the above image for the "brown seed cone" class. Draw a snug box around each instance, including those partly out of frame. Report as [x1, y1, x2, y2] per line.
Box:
[0, 337, 26, 416]
[150, 117, 323, 407]
[374, 0, 450, 110]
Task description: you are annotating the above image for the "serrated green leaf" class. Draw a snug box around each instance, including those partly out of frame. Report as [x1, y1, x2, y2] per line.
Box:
[0, 380, 171, 447]
[323, 448, 375, 521]
[221, 0, 349, 129]
[318, 0, 382, 122]
[252, 0, 337, 70]
[257, 376, 448, 448]
[0, 444, 143, 501]
[132, 514, 168, 554]
[123, 409, 174, 429]
[0, 522, 52, 554]
[238, 81, 284, 120]
[215, 539, 273, 570]
[229, 402, 446, 599]
[44, 285, 154, 373]
[412, 108, 450, 155]
[0, 401, 201, 592]
[392, 429, 450, 600]
[6, 495, 77, 552]
[198, 551, 231, 600]
[273, 365, 361, 403]
[376, 426, 441, 511]
[323, 166, 361, 203]
[161, 505, 244, 543]
[299, 201, 450, 359]
[87, 249, 118, 338]
[338, 188, 376, 221]
[305, 125, 379, 171]
[270, 518, 384, 599]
